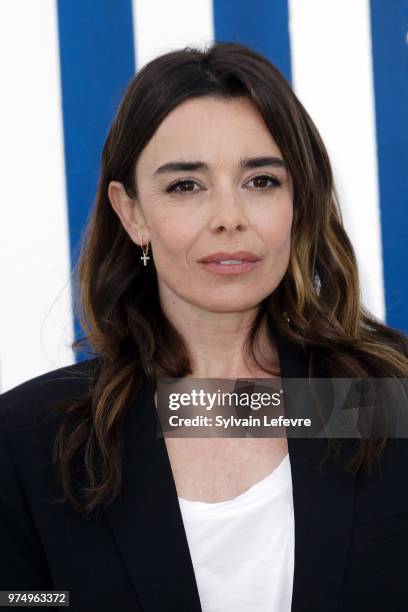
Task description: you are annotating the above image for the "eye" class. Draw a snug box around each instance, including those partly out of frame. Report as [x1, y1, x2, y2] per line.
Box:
[166, 179, 201, 196]
[165, 174, 281, 198]
[245, 175, 281, 190]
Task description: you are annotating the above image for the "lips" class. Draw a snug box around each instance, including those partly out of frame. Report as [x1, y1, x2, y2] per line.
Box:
[197, 251, 260, 263]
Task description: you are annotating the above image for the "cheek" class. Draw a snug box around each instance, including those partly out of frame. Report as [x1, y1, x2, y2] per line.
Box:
[259, 202, 293, 254]
[149, 210, 198, 260]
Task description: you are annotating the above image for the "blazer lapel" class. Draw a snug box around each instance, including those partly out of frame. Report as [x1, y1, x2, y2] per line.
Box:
[103, 379, 203, 611]
[272, 323, 356, 612]
[104, 321, 356, 612]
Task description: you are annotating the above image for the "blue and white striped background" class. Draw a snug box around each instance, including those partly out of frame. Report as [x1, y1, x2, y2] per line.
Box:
[0, 0, 407, 392]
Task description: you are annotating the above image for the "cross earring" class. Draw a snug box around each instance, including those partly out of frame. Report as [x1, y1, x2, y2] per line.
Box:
[140, 239, 150, 266]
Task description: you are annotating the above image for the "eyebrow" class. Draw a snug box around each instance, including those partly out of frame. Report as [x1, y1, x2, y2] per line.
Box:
[152, 156, 287, 177]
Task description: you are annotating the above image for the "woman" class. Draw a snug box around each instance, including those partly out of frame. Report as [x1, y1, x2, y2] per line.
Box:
[1, 41, 408, 612]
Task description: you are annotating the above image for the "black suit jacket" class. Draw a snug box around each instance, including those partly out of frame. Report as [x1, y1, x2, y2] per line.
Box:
[1, 327, 408, 612]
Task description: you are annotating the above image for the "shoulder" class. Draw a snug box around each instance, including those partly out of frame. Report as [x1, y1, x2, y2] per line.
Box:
[0, 357, 100, 428]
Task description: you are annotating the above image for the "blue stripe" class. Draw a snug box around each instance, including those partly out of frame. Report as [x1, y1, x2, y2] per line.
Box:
[57, 0, 136, 359]
[370, 0, 408, 332]
[212, 0, 292, 83]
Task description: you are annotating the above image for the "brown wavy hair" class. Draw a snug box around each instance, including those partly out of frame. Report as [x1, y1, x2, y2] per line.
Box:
[51, 41, 408, 515]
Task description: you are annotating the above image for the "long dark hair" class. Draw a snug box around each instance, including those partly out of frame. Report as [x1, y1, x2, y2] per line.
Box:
[51, 41, 408, 515]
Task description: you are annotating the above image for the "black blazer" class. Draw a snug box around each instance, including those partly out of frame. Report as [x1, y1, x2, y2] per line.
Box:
[1, 327, 408, 612]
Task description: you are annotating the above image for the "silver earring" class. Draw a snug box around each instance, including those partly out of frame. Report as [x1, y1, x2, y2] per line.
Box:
[283, 310, 291, 326]
[140, 238, 150, 267]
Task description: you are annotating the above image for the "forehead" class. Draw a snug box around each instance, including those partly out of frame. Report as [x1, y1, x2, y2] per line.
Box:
[136, 96, 282, 172]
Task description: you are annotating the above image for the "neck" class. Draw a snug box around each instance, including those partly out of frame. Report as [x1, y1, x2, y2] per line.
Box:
[160, 296, 279, 379]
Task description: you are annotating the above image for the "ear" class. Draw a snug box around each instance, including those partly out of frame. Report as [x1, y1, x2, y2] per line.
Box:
[108, 181, 151, 246]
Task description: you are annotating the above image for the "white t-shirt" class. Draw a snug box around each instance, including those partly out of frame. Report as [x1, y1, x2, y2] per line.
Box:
[178, 453, 295, 612]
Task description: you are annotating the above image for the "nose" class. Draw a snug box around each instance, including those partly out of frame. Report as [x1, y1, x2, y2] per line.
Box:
[208, 187, 249, 234]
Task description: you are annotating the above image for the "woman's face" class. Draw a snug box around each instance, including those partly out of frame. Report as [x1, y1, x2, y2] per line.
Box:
[110, 96, 293, 314]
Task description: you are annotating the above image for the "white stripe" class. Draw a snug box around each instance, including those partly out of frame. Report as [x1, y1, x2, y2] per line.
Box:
[288, 0, 385, 321]
[0, 0, 74, 392]
[132, 0, 214, 69]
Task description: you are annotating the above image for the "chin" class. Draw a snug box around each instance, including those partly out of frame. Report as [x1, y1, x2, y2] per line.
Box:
[196, 284, 277, 312]
[197, 297, 263, 313]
